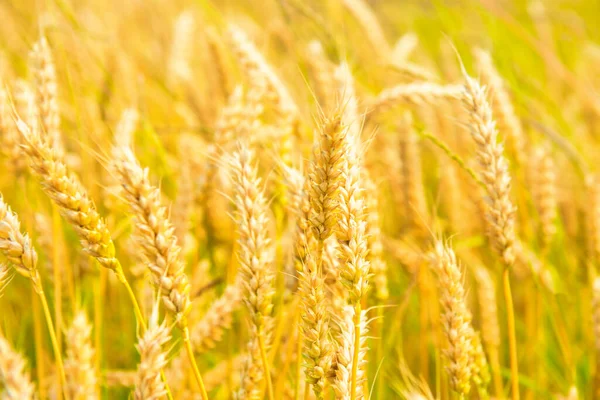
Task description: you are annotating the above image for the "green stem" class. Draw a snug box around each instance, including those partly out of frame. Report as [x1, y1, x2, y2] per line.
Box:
[183, 326, 209, 400]
[39, 290, 67, 399]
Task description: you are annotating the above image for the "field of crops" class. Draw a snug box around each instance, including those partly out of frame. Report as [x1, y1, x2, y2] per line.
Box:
[0, 0, 599, 399]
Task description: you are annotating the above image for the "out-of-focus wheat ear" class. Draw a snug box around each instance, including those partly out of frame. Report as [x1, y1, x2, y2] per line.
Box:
[461, 73, 517, 268]
[113, 107, 139, 149]
[111, 146, 191, 325]
[469, 330, 491, 395]
[363, 175, 388, 302]
[134, 313, 172, 400]
[13, 79, 39, 141]
[474, 49, 525, 165]
[586, 175, 600, 272]
[0, 333, 36, 400]
[341, 0, 390, 60]
[29, 36, 63, 153]
[227, 23, 297, 118]
[167, 11, 195, 88]
[369, 82, 463, 116]
[64, 311, 98, 399]
[430, 241, 473, 397]
[205, 27, 233, 100]
[474, 267, 503, 396]
[0, 262, 10, 295]
[298, 251, 334, 399]
[397, 111, 429, 234]
[172, 154, 194, 244]
[190, 279, 243, 353]
[228, 143, 275, 399]
[305, 40, 337, 112]
[0, 85, 26, 175]
[530, 146, 557, 251]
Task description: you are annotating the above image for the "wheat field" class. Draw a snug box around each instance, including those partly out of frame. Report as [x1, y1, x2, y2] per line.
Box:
[0, 0, 598, 399]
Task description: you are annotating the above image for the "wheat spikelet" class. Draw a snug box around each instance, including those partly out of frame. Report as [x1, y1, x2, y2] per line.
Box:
[298, 251, 334, 399]
[0, 194, 42, 292]
[308, 113, 348, 242]
[335, 134, 370, 305]
[112, 147, 191, 324]
[64, 311, 97, 400]
[431, 241, 473, 396]
[474, 49, 525, 164]
[0, 334, 35, 400]
[332, 306, 368, 400]
[237, 336, 265, 400]
[461, 74, 517, 267]
[17, 120, 119, 271]
[190, 280, 243, 352]
[134, 316, 171, 400]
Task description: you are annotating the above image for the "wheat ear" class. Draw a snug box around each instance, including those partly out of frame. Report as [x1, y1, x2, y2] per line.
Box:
[228, 144, 276, 400]
[0, 333, 36, 400]
[0, 194, 67, 395]
[64, 311, 97, 399]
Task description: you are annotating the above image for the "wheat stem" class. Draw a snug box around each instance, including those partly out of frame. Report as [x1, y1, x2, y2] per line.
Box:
[503, 268, 519, 400]
[258, 326, 275, 400]
[350, 303, 362, 400]
[39, 289, 67, 399]
[183, 327, 208, 400]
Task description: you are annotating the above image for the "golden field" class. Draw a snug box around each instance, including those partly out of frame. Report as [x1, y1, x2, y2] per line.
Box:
[0, 0, 599, 399]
